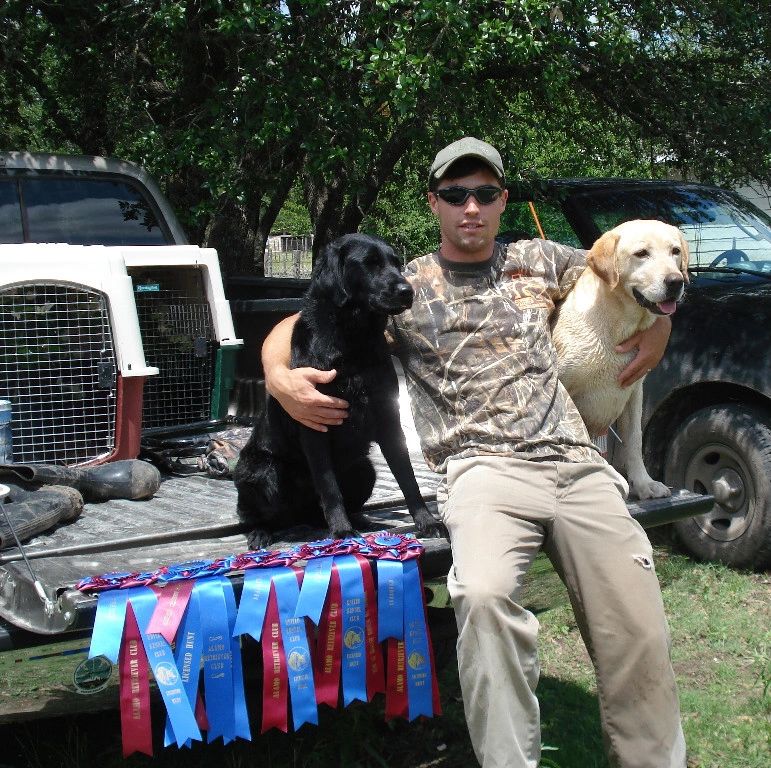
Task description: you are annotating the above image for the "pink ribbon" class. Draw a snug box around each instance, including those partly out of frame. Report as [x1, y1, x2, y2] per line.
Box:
[356, 555, 385, 700]
[119, 603, 153, 756]
[260, 584, 288, 732]
[314, 565, 343, 708]
[146, 580, 194, 644]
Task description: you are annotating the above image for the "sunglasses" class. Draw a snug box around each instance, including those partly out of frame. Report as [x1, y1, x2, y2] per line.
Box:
[434, 185, 504, 206]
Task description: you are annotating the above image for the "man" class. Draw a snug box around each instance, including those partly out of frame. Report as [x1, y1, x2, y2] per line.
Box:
[262, 137, 685, 768]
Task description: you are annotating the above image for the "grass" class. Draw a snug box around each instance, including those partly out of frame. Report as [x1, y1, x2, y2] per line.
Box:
[1, 547, 768, 768]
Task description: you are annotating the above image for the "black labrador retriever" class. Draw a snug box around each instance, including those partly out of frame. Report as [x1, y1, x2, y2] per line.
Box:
[233, 233, 444, 550]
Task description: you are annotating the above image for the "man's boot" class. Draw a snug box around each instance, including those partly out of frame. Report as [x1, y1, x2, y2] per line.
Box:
[0, 460, 161, 503]
[0, 483, 83, 549]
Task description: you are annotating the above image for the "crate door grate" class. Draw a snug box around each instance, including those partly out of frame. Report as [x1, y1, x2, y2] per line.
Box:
[0, 283, 117, 464]
[129, 267, 216, 430]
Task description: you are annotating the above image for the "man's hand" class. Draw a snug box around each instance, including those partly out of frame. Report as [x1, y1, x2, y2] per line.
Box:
[267, 365, 349, 432]
[617, 316, 672, 387]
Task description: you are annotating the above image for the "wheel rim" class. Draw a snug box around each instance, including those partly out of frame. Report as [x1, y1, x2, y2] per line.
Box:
[682, 440, 755, 542]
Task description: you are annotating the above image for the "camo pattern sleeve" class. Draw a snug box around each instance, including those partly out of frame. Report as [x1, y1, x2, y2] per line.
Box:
[389, 239, 602, 473]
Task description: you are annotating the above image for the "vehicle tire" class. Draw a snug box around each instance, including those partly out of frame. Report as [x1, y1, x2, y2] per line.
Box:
[664, 404, 771, 570]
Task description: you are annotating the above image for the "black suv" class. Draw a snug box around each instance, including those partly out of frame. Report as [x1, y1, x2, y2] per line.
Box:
[504, 180, 771, 570]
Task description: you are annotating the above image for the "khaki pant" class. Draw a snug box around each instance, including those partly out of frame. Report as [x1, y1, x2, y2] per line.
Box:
[438, 455, 686, 768]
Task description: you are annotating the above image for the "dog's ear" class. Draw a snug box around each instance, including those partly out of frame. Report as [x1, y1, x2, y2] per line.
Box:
[678, 231, 691, 283]
[586, 230, 620, 289]
[312, 239, 350, 306]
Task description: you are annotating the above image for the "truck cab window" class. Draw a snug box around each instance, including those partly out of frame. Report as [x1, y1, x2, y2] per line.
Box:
[22, 177, 170, 245]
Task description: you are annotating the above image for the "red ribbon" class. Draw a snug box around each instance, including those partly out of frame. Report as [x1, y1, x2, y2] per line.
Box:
[119, 603, 153, 756]
[356, 555, 385, 700]
[146, 580, 194, 644]
[314, 565, 343, 708]
[385, 638, 408, 721]
[260, 583, 288, 733]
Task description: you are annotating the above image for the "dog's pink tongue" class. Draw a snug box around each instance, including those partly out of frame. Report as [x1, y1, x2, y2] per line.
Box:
[658, 301, 677, 315]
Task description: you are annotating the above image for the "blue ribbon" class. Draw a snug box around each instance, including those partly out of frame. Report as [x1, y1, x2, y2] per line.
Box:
[128, 587, 202, 746]
[232, 568, 275, 641]
[89, 589, 129, 663]
[196, 577, 237, 743]
[376, 559, 404, 642]
[335, 555, 367, 706]
[164, 587, 203, 747]
[272, 568, 318, 729]
[222, 576, 251, 741]
[294, 555, 333, 626]
[402, 559, 433, 720]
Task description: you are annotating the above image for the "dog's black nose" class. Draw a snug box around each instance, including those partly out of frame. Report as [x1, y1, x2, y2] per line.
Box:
[395, 283, 414, 301]
[664, 275, 684, 298]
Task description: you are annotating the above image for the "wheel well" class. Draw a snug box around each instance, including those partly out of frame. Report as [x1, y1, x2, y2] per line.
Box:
[644, 383, 771, 480]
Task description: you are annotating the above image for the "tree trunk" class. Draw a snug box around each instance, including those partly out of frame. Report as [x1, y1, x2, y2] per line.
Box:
[304, 119, 420, 257]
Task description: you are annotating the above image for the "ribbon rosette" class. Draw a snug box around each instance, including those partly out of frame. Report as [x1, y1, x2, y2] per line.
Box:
[83, 531, 440, 756]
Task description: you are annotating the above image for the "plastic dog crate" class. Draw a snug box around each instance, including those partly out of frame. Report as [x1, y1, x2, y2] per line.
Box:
[120, 246, 243, 434]
[0, 245, 158, 465]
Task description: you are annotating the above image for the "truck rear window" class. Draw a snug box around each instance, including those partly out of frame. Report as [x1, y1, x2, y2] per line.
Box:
[19, 177, 170, 245]
[0, 180, 24, 243]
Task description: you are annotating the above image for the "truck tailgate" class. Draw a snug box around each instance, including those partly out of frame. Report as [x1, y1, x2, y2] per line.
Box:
[0, 449, 450, 638]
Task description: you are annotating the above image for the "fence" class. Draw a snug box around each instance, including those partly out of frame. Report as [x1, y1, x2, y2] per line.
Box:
[264, 234, 313, 278]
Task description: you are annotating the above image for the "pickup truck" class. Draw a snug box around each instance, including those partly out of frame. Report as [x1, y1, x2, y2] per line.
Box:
[503, 179, 771, 571]
[0, 153, 711, 724]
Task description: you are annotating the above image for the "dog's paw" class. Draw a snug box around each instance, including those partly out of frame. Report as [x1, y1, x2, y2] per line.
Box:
[330, 526, 359, 541]
[630, 478, 671, 500]
[246, 528, 274, 551]
[410, 507, 448, 539]
[415, 519, 449, 539]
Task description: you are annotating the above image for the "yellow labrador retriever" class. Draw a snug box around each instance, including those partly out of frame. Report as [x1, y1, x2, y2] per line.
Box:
[552, 219, 689, 499]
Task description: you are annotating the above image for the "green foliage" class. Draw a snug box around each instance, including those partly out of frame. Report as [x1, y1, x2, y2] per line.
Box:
[362, 163, 438, 260]
[272, 183, 312, 236]
[1, 1, 768, 270]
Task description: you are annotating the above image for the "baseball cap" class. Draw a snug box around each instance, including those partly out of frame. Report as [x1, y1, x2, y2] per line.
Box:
[429, 137, 505, 183]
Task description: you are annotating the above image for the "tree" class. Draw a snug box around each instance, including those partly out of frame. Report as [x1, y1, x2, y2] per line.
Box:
[2, 1, 768, 272]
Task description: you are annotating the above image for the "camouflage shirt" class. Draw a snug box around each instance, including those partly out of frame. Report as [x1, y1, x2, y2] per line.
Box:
[389, 239, 603, 473]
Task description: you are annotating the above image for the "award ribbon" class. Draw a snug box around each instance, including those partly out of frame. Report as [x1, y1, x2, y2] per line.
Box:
[355, 555, 385, 699]
[273, 567, 318, 729]
[147, 580, 194, 644]
[89, 589, 129, 662]
[222, 575, 251, 742]
[163, 586, 206, 747]
[79, 531, 441, 753]
[294, 555, 333, 626]
[128, 587, 202, 747]
[196, 577, 239, 744]
[314, 564, 343, 708]
[385, 637, 408, 721]
[233, 567, 275, 641]
[335, 554, 367, 706]
[402, 558, 434, 720]
[376, 558, 404, 641]
[261, 581, 288, 733]
[119, 601, 153, 757]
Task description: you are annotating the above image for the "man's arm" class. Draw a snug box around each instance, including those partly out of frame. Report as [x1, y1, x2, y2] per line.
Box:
[262, 313, 349, 431]
[617, 316, 672, 387]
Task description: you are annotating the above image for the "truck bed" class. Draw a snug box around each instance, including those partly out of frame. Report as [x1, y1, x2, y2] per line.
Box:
[0, 448, 452, 640]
